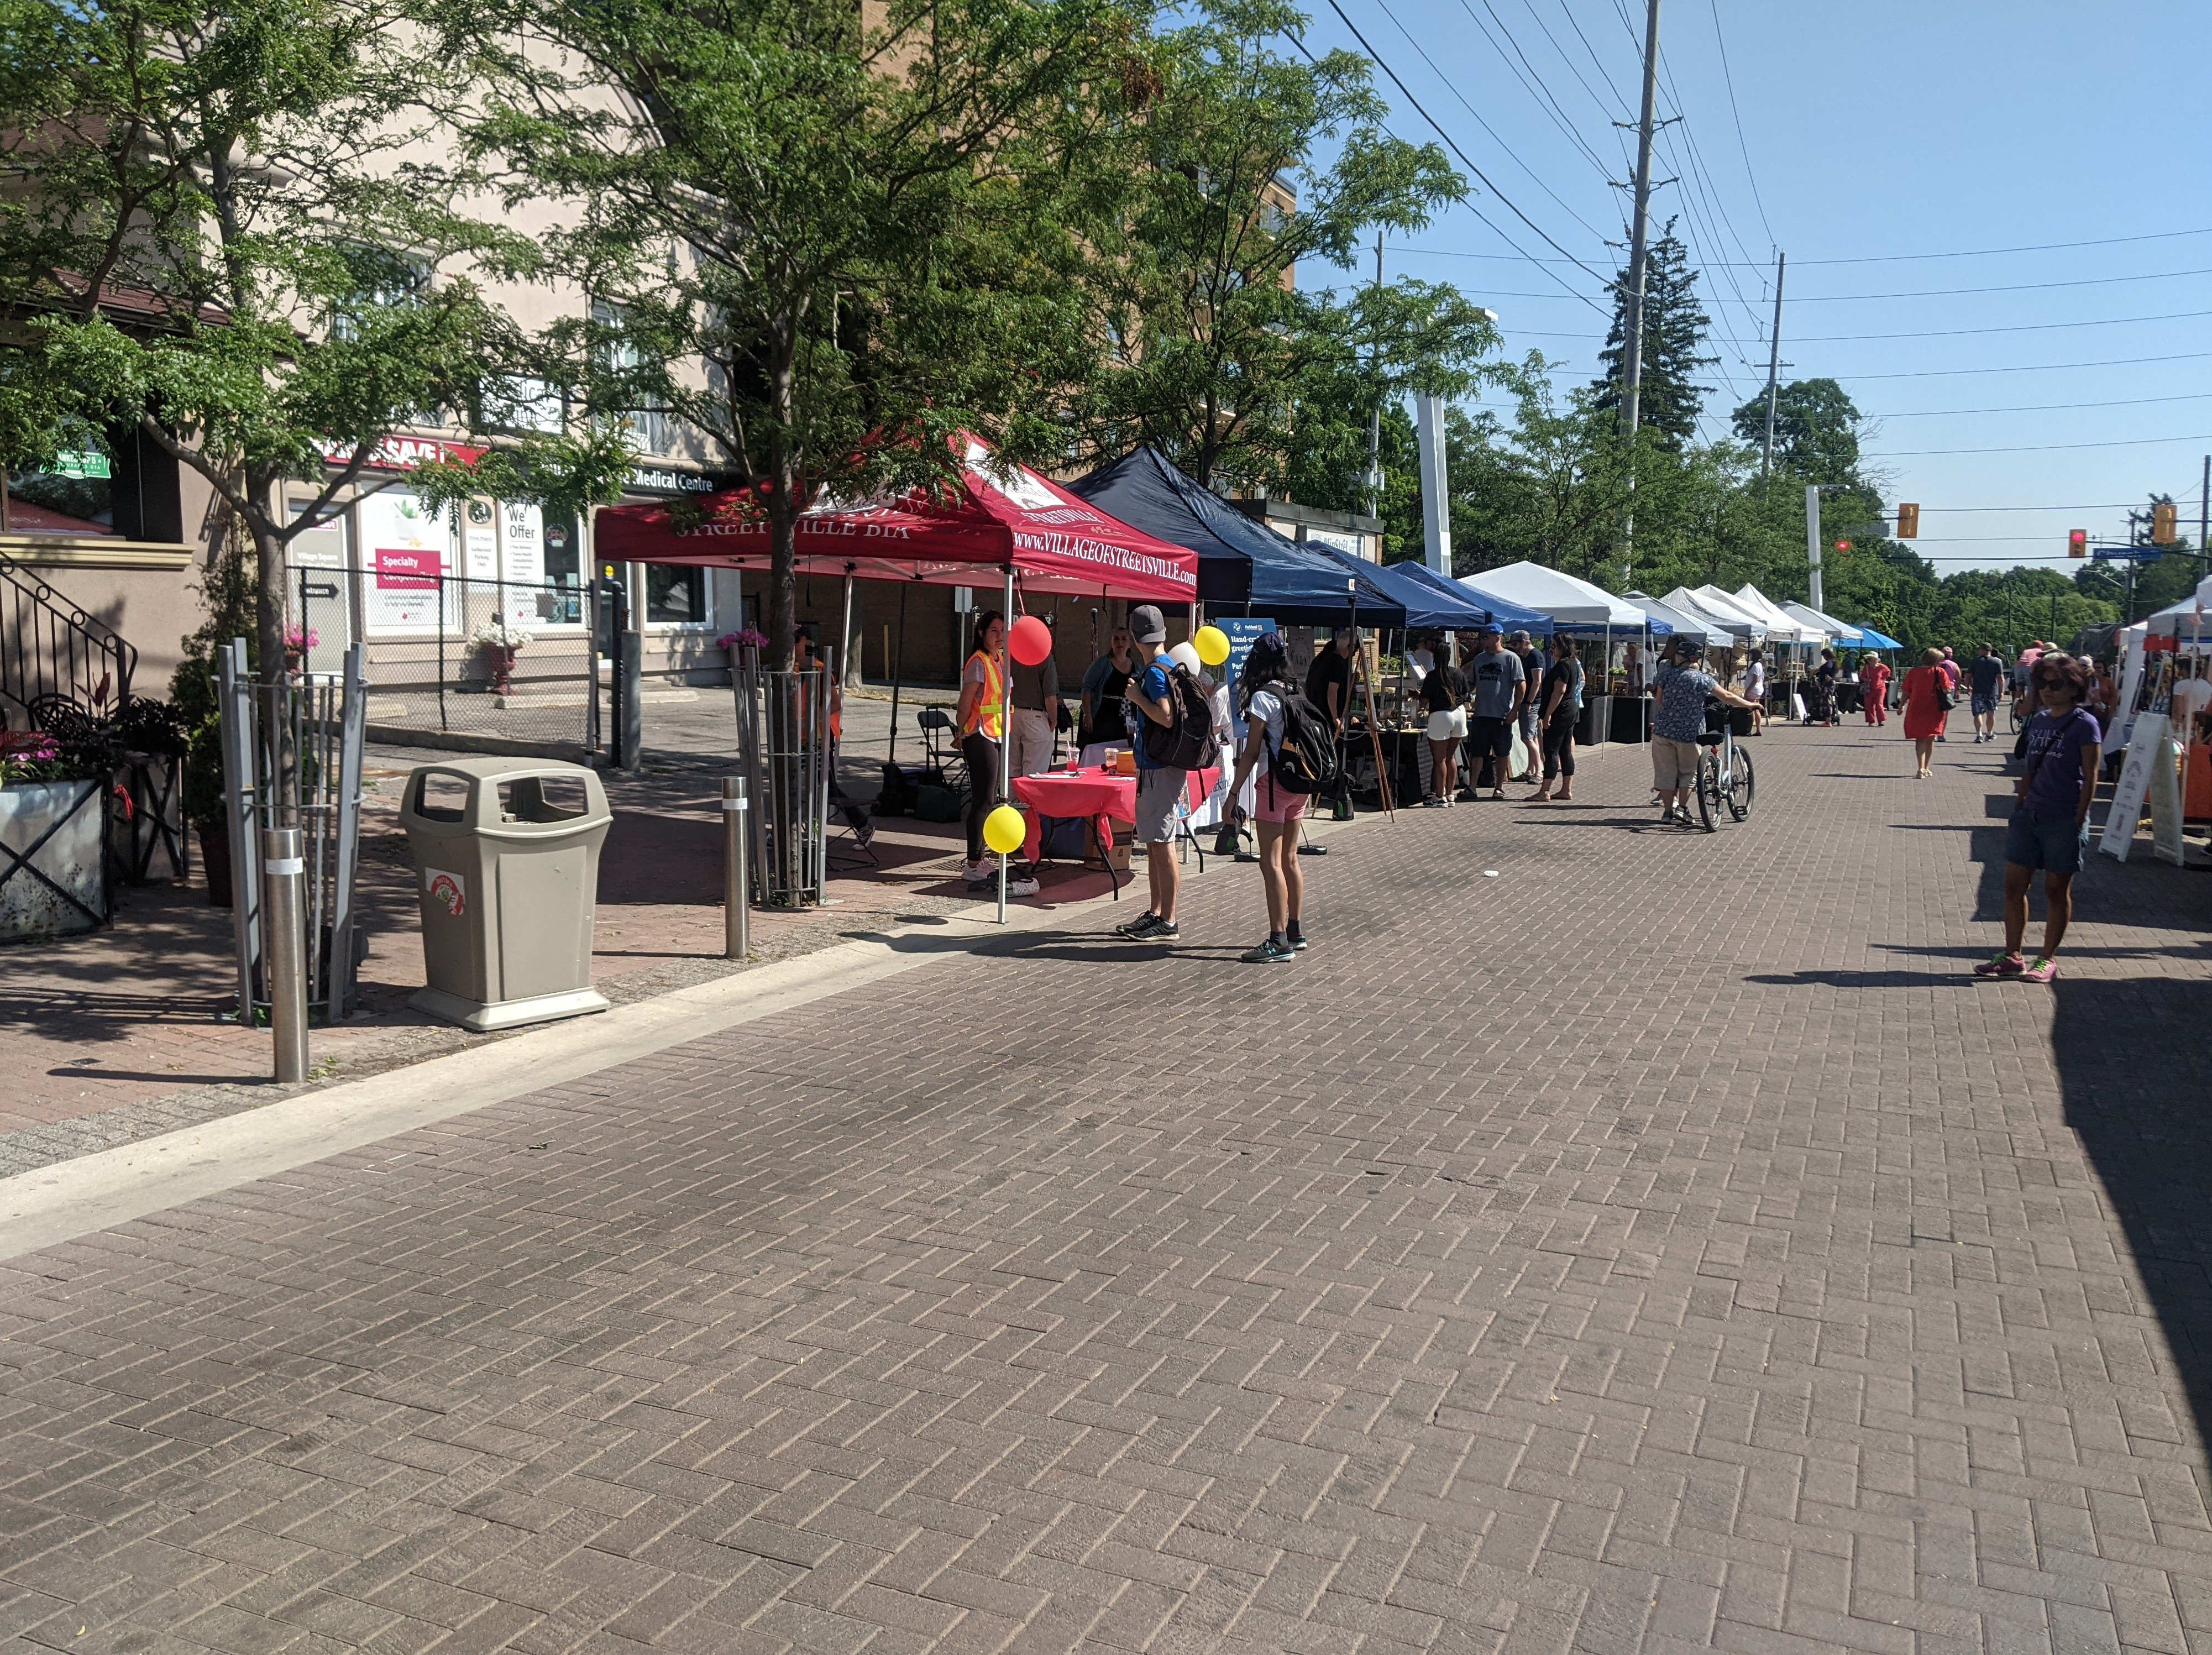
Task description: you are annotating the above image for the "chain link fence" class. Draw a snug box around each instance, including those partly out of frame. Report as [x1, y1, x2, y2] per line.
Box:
[296, 570, 606, 757]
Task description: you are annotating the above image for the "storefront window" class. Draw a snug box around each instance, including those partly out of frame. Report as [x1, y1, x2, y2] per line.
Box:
[646, 565, 706, 625]
[5, 448, 113, 535]
[542, 516, 583, 625]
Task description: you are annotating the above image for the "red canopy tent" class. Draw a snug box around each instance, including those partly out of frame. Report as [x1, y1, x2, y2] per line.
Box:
[594, 434, 1198, 602]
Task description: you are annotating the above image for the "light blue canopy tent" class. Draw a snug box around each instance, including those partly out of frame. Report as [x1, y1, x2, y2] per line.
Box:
[1854, 624, 1904, 650]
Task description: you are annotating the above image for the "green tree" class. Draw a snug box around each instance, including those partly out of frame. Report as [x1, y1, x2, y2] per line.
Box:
[1071, 0, 1498, 496]
[1592, 221, 1715, 450]
[478, 0, 1125, 670]
[0, 0, 620, 717]
[1731, 378, 1863, 486]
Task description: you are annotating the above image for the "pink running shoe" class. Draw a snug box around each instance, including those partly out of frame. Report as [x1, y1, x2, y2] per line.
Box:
[2019, 957, 2059, 983]
[1974, 953, 2025, 978]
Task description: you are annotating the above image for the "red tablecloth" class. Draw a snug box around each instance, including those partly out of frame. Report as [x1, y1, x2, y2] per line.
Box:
[1010, 765, 1219, 863]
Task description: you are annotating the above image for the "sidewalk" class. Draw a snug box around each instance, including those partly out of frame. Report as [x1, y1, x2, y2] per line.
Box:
[3, 722, 2209, 1655]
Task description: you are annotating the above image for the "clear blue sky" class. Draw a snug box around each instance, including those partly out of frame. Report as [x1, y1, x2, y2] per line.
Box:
[1298, 0, 2212, 573]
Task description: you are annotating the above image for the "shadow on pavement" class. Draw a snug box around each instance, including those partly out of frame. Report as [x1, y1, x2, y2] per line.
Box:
[2053, 977, 2212, 1447]
[1744, 967, 1961, 990]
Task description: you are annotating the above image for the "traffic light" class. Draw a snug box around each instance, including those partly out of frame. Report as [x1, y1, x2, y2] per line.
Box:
[1834, 540, 1851, 553]
[2068, 528, 2088, 558]
[2153, 501, 2178, 544]
[1895, 502, 1919, 538]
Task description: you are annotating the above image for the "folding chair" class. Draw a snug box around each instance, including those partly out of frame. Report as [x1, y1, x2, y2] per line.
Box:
[916, 706, 966, 791]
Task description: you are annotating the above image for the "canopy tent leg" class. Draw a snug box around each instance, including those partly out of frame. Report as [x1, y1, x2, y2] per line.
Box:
[887, 579, 909, 764]
[999, 565, 1015, 924]
[840, 564, 857, 690]
[1349, 589, 1393, 820]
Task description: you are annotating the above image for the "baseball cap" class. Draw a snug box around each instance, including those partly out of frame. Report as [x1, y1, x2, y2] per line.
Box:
[1478, 622, 1502, 636]
[1130, 604, 1167, 643]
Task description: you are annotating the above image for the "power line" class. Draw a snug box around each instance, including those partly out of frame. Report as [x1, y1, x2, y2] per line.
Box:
[1845, 350, 2212, 381]
[1454, 0, 1618, 187]
[1391, 226, 2212, 268]
[1924, 501, 2167, 513]
[1490, 307, 2212, 344]
[1867, 431, 2212, 457]
[1293, 7, 1615, 311]
[1865, 390, 2212, 418]
[1781, 266, 2212, 302]
[1706, 0, 1772, 244]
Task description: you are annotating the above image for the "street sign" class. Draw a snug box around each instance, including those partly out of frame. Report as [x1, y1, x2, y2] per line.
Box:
[2090, 546, 2163, 562]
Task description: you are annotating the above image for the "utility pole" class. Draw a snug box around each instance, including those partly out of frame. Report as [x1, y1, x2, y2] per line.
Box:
[1760, 250, 1786, 478]
[2200, 452, 2209, 583]
[1616, 0, 1663, 585]
[1805, 484, 1825, 612]
[1365, 232, 1385, 523]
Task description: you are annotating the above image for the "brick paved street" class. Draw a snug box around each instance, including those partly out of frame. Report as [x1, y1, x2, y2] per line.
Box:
[3, 722, 2210, 1655]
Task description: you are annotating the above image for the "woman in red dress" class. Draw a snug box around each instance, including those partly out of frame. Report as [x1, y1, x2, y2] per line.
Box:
[1861, 654, 1891, 726]
[1901, 647, 1949, 778]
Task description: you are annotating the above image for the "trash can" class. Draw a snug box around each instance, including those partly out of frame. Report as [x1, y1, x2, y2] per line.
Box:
[399, 757, 613, 1031]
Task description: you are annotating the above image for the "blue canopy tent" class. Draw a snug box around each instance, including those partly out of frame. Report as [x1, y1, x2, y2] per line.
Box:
[1068, 448, 1406, 627]
[1304, 545, 1503, 631]
[1854, 624, 1904, 651]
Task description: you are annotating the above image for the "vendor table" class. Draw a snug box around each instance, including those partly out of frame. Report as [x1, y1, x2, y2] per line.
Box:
[1010, 764, 1220, 897]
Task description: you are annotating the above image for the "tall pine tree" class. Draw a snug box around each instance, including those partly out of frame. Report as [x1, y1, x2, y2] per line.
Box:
[1591, 220, 1715, 449]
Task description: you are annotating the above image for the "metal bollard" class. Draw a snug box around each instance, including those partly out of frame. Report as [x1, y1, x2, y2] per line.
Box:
[722, 777, 750, 960]
[263, 827, 309, 1081]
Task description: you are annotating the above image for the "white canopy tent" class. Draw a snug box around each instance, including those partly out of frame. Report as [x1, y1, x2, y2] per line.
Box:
[1726, 584, 1816, 645]
[1782, 601, 1863, 645]
[1663, 586, 1767, 643]
[1626, 591, 1728, 648]
[1463, 561, 1649, 631]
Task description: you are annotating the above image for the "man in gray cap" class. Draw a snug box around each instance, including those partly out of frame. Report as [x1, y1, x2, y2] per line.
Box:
[1115, 604, 1189, 941]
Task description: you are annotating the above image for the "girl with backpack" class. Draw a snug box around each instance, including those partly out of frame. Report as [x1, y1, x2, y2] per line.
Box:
[1226, 632, 1311, 963]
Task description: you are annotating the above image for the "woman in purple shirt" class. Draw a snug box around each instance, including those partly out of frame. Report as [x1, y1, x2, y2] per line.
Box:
[1977, 653, 2103, 983]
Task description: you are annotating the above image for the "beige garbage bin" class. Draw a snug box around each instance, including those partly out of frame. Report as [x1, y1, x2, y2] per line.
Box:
[399, 757, 613, 1031]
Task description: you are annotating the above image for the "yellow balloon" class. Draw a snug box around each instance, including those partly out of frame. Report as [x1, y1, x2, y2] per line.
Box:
[1193, 624, 1231, 667]
[983, 804, 1028, 857]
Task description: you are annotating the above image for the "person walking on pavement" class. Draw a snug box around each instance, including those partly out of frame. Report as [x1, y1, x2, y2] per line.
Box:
[955, 611, 1039, 896]
[1078, 625, 1136, 763]
[1861, 653, 1892, 726]
[1649, 635, 1758, 826]
[1531, 632, 1583, 802]
[1465, 625, 1524, 799]
[1418, 634, 1467, 806]
[1226, 631, 1311, 962]
[1007, 625, 1062, 778]
[1968, 643, 2006, 743]
[1812, 648, 1841, 727]
[1902, 647, 1951, 778]
[1936, 647, 1961, 741]
[1510, 630, 1545, 781]
[1742, 649, 1768, 735]
[1115, 604, 1189, 941]
[1977, 653, 2102, 983]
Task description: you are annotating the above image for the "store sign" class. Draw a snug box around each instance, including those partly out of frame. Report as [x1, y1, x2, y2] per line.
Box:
[318, 434, 487, 472]
[628, 464, 725, 496]
[375, 546, 442, 590]
[53, 451, 111, 480]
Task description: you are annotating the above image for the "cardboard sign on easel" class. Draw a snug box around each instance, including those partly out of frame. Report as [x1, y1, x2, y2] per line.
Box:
[2100, 710, 2169, 863]
[2149, 728, 2186, 866]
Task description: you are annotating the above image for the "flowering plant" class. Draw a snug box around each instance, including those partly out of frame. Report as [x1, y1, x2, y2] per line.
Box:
[283, 625, 318, 652]
[467, 619, 534, 650]
[1, 729, 69, 785]
[717, 628, 769, 652]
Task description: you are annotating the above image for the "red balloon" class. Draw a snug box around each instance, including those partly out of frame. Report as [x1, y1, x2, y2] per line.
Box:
[1009, 614, 1052, 667]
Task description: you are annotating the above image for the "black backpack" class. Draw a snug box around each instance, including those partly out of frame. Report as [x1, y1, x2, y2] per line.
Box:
[1133, 663, 1215, 769]
[1266, 688, 1340, 795]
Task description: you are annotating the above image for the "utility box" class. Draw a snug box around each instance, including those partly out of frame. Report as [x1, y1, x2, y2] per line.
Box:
[399, 757, 612, 1031]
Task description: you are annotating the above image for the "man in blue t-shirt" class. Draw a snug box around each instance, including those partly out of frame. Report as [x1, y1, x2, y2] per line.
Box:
[1967, 643, 2007, 745]
[1115, 604, 1188, 942]
[1978, 652, 2103, 983]
[1648, 636, 1758, 826]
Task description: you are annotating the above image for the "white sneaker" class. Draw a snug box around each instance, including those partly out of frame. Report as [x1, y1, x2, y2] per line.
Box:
[962, 859, 988, 882]
[1006, 873, 1040, 897]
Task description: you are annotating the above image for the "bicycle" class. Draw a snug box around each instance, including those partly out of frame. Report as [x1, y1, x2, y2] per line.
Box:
[1694, 699, 1755, 831]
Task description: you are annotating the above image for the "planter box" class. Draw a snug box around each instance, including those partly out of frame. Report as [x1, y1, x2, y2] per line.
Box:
[1, 778, 109, 941]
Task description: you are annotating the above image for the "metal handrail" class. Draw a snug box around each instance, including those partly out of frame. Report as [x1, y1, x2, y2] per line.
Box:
[0, 544, 137, 727]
